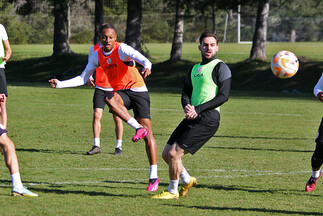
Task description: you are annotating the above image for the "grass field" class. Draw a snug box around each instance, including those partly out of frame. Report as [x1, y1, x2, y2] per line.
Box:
[1, 42, 323, 215]
[0, 86, 322, 215]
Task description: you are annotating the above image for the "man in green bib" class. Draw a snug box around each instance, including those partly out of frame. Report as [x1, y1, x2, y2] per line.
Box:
[152, 32, 231, 199]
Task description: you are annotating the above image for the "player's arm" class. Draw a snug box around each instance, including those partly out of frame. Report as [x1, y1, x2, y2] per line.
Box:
[181, 66, 198, 119]
[181, 66, 193, 109]
[314, 72, 323, 102]
[194, 63, 231, 115]
[2, 40, 11, 62]
[49, 52, 98, 88]
[119, 43, 152, 78]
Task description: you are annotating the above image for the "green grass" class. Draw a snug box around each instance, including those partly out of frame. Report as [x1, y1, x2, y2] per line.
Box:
[0, 86, 323, 215]
[1, 42, 323, 215]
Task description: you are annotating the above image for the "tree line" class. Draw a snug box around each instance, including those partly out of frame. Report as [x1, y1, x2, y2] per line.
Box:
[2, 0, 323, 61]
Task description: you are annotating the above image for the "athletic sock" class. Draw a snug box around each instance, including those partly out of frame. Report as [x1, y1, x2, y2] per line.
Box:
[126, 117, 141, 130]
[94, 138, 100, 147]
[312, 169, 321, 178]
[168, 179, 179, 194]
[180, 168, 191, 185]
[149, 165, 158, 179]
[11, 172, 23, 189]
[115, 139, 122, 150]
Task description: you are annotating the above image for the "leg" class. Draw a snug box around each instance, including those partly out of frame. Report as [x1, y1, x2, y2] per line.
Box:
[113, 114, 123, 141]
[0, 94, 7, 128]
[0, 133, 19, 174]
[105, 92, 133, 122]
[306, 117, 323, 192]
[87, 108, 103, 155]
[113, 114, 123, 155]
[139, 118, 157, 166]
[0, 132, 38, 197]
[93, 108, 103, 141]
[152, 143, 185, 199]
[167, 143, 186, 181]
[139, 118, 159, 191]
[106, 91, 148, 142]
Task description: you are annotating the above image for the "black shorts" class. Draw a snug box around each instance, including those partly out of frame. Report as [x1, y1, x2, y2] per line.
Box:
[0, 68, 8, 97]
[117, 90, 151, 119]
[93, 88, 109, 110]
[167, 109, 220, 155]
[0, 125, 7, 136]
[315, 117, 323, 143]
[92, 88, 151, 119]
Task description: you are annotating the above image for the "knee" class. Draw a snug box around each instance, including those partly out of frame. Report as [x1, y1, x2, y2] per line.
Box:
[0, 137, 15, 151]
[162, 150, 168, 163]
[93, 110, 102, 121]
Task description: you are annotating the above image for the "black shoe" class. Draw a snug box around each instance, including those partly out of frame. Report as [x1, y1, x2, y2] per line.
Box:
[87, 146, 101, 155]
[113, 148, 122, 155]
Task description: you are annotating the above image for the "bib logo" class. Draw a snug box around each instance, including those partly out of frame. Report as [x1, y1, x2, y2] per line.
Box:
[194, 67, 204, 77]
[106, 58, 112, 64]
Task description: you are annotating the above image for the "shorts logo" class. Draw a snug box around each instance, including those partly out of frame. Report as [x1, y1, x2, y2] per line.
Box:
[106, 58, 112, 64]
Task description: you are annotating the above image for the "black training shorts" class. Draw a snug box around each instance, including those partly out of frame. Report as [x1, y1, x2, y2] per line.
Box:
[0, 68, 8, 97]
[167, 109, 220, 155]
[93, 88, 109, 110]
[116, 90, 151, 119]
[0, 124, 7, 136]
[316, 117, 323, 144]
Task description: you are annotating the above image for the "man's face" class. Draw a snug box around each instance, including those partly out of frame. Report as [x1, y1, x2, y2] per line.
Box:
[100, 28, 117, 52]
[199, 36, 219, 59]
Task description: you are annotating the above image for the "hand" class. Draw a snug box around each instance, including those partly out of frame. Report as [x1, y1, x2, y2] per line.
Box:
[318, 92, 323, 102]
[1, 56, 9, 62]
[87, 77, 95, 87]
[141, 68, 151, 78]
[48, 79, 58, 88]
[0, 94, 5, 102]
[184, 104, 198, 120]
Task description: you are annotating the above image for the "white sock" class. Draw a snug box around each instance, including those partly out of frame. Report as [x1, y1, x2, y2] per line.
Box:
[126, 117, 141, 130]
[312, 169, 321, 178]
[94, 138, 100, 147]
[116, 139, 122, 149]
[11, 172, 23, 189]
[168, 179, 179, 194]
[149, 165, 158, 179]
[180, 168, 191, 185]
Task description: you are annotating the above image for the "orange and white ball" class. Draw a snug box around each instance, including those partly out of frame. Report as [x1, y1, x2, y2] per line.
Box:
[271, 50, 299, 79]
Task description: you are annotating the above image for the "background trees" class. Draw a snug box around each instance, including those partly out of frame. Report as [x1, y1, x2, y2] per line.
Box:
[2, 0, 323, 60]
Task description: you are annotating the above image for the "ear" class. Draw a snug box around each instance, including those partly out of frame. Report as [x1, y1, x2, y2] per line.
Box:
[198, 45, 201, 51]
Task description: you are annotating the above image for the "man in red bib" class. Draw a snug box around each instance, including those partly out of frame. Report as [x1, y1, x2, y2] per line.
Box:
[49, 24, 159, 191]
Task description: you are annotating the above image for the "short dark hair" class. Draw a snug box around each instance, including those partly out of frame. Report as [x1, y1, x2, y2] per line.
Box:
[199, 32, 219, 44]
[99, 23, 116, 34]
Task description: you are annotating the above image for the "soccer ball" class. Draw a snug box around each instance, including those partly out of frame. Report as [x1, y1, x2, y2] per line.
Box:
[271, 50, 299, 79]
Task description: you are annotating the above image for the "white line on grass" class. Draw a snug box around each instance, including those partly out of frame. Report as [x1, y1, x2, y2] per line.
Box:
[0, 168, 310, 187]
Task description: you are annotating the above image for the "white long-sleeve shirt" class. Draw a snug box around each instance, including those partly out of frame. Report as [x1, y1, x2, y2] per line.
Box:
[314, 72, 323, 97]
[0, 24, 9, 68]
[56, 43, 151, 92]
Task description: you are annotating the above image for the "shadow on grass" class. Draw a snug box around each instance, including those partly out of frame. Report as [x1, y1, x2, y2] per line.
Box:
[205, 146, 312, 153]
[164, 203, 323, 215]
[15, 148, 86, 155]
[0, 180, 145, 197]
